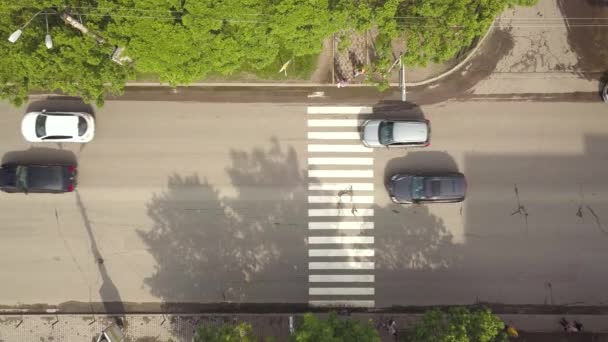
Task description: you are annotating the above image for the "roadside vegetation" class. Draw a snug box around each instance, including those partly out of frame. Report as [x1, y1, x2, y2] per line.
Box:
[0, 0, 537, 106]
[190, 308, 507, 341]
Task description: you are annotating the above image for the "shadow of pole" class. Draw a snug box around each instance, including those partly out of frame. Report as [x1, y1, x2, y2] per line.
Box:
[75, 191, 125, 318]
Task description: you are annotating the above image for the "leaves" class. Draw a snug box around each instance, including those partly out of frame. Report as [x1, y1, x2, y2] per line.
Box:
[408, 307, 508, 342]
[194, 322, 258, 342]
[292, 312, 381, 342]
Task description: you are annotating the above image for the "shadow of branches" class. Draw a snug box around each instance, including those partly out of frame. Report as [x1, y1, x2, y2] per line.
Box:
[140, 138, 308, 308]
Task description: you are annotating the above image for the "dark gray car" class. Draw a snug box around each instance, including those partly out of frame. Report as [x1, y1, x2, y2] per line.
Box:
[0, 163, 77, 194]
[386, 172, 466, 204]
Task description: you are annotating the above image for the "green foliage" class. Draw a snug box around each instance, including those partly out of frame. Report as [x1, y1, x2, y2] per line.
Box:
[292, 312, 380, 342]
[0, 1, 133, 106]
[400, 0, 539, 67]
[0, 0, 539, 105]
[194, 322, 258, 342]
[408, 307, 508, 342]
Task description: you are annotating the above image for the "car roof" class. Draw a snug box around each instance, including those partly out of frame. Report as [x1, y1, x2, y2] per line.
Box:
[391, 121, 429, 143]
[44, 114, 79, 137]
[423, 174, 465, 199]
[25, 165, 68, 191]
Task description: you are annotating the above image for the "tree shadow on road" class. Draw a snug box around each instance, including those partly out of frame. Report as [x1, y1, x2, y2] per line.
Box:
[140, 138, 308, 313]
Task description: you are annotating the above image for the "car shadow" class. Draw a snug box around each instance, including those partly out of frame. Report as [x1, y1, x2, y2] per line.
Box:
[369, 100, 426, 121]
[26, 96, 95, 117]
[1, 147, 77, 166]
[384, 151, 459, 181]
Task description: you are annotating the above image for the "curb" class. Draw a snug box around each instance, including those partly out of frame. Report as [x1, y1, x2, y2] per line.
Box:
[124, 22, 496, 89]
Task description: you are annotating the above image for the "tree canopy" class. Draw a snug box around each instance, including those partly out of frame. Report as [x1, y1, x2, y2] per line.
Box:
[407, 307, 508, 342]
[0, 0, 538, 106]
[292, 312, 380, 342]
[194, 322, 258, 342]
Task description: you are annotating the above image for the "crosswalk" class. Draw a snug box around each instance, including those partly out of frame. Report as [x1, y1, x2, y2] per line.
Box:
[306, 106, 375, 308]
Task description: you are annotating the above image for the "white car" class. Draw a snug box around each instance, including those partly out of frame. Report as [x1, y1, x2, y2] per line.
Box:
[21, 110, 95, 143]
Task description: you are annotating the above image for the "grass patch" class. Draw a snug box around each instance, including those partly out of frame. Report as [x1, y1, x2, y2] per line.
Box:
[131, 50, 319, 83]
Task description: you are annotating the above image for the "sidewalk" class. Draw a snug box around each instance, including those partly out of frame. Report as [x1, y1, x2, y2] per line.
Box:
[2, 312, 608, 342]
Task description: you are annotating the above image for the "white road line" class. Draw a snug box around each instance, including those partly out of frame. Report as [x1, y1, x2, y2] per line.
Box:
[308, 144, 371, 153]
[308, 119, 360, 127]
[308, 221, 374, 230]
[308, 132, 361, 140]
[309, 262, 374, 269]
[309, 236, 374, 244]
[309, 249, 375, 257]
[308, 170, 373, 178]
[308, 183, 374, 191]
[309, 300, 375, 307]
[308, 157, 373, 166]
[309, 275, 375, 282]
[309, 288, 375, 295]
[307, 106, 373, 114]
[308, 196, 374, 204]
[308, 209, 374, 217]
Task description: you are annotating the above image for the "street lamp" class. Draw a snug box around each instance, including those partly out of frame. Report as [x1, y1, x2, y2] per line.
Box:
[7, 10, 52, 49]
[44, 14, 53, 49]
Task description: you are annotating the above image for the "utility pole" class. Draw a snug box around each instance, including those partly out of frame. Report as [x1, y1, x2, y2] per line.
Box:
[399, 57, 406, 102]
[59, 12, 106, 44]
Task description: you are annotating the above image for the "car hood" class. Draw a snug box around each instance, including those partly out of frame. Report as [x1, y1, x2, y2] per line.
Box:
[362, 120, 382, 147]
[0, 168, 14, 187]
[21, 113, 39, 141]
[389, 175, 413, 202]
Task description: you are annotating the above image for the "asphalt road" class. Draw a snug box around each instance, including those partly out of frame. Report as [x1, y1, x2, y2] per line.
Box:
[0, 98, 607, 310]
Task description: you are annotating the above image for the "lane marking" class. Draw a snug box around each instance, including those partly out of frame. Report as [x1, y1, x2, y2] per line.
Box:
[309, 262, 374, 269]
[309, 249, 375, 257]
[309, 236, 374, 244]
[308, 196, 374, 204]
[307, 106, 374, 114]
[308, 132, 361, 140]
[309, 275, 375, 282]
[308, 157, 373, 166]
[308, 119, 360, 127]
[309, 300, 375, 307]
[309, 287, 375, 295]
[308, 221, 374, 230]
[308, 144, 371, 153]
[308, 183, 374, 191]
[308, 209, 374, 217]
[308, 170, 373, 178]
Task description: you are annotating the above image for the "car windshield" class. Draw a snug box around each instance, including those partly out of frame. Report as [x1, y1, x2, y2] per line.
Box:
[78, 116, 87, 136]
[378, 121, 394, 145]
[35, 115, 47, 138]
[411, 176, 425, 199]
[15, 166, 28, 190]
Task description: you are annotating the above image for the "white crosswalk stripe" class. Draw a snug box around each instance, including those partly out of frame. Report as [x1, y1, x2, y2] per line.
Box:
[308, 132, 361, 140]
[309, 300, 375, 307]
[309, 288, 375, 295]
[308, 209, 374, 217]
[306, 106, 375, 307]
[308, 157, 373, 165]
[308, 119, 360, 127]
[308, 170, 373, 178]
[308, 144, 372, 153]
[309, 262, 374, 269]
[309, 249, 375, 257]
[308, 195, 374, 204]
[309, 275, 375, 282]
[307, 106, 374, 114]
[309, 236, 374, 244]
[308, 221, 374, 230]
[308, 183, 374, 191]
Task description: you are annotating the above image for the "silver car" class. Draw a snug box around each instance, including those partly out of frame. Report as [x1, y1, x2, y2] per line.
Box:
[361, 119, 430, 147]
